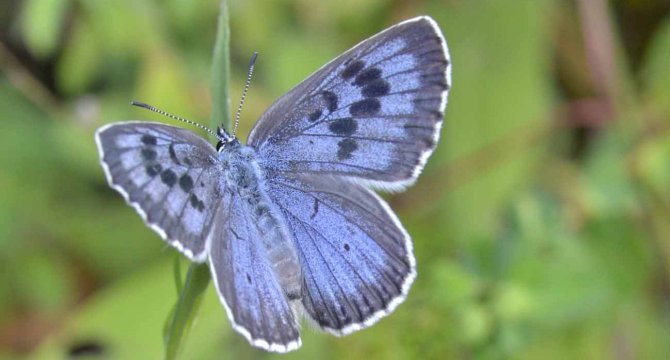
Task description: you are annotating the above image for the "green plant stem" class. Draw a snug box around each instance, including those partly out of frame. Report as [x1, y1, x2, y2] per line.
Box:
[172, 255, 183, 295]
[164, 263, 211, 360]
[211, 0, 232, 134]
[163, 1, 230, 359]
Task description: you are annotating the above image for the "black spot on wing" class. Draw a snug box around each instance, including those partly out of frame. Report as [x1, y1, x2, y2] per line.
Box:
[322, 91, 338, 113]
[160, 169, 177, 187]
[350, 98, 380, 116]
[179, 174, 193, 192]
[308, 109, 322, 122]
[341, 60, 365, 79]
[230, 229, 241, 240]
[310, 198, 319, 219]
[141, 134, 157, 146]
[141, 148, 157, 161]
[337, 138, 358, 160]
[145, 164, 162, 177]
[353, 68, 381, 87]
[362, 79, 390, 97]
[254, 203, 269, 217]
[344, 243, 350, 251]
[328, 117, 358, 136]
[190, 194, 205, 212]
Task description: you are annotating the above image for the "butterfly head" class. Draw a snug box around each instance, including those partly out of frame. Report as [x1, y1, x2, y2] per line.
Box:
[216, 126, 237, 151]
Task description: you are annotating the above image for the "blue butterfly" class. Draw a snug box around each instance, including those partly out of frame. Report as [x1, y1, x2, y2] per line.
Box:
[95, 16, 451, 352]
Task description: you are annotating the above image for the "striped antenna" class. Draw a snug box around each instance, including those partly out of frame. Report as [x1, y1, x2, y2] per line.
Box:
[233, 52, 258, 136]
[130, 101, 217, 138]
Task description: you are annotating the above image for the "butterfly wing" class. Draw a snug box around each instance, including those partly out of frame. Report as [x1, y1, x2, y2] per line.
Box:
[95, 122, 223, 262]
[248, 16, 450, 190]
[208, 189, 301, 352]
[266, 173, 414, 334]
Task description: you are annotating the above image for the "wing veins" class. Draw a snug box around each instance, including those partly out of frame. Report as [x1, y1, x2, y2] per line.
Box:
[108, 160, 146, 180]
[278, 88, 436, 139]
[304, 30, 399, 97]
[240, 201, 271, 343]
[285, 213, 336, 326]
[309, 31, 443, 102]
[299, 133, 415, 145]
[352, 33, 444, 73]
[284, 210, 364, 325]
[284, 207, 394, 318]
[264, 34, 447, 143]
[276, 160, 414, 174]
[284, 23, 419, 113]
[296, 195, 404, 294]
[269, 179, 407, 266]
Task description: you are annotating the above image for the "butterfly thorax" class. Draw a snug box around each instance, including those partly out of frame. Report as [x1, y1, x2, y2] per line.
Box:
[219, 141, 303, 300]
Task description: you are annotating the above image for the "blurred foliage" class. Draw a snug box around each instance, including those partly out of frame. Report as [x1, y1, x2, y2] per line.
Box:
[1, 0, 670, 359]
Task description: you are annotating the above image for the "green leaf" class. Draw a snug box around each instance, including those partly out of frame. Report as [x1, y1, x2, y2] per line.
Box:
[78, 0, 156, 55]
[426, 0, 555, 245]
[641, 18, 670, 114]
[173, 255, 184, 295]
[210, 0, 231, 134]
[30, 259, 179, 359]
[19, 0, 70, 58]
[15, 251, 73, 314]
[163, 264, 210, 360]
[56, 18, 102, 95]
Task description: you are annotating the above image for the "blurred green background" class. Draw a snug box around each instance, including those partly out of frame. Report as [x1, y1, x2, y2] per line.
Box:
[1, 0, 670, 358]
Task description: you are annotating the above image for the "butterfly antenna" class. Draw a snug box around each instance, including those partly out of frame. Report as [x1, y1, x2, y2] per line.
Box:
[130, 101, 217, 137]
[233, 52, 258, 136]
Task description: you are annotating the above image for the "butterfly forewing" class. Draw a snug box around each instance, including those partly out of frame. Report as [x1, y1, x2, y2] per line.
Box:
[95, 122, 223, 261]
[248, 16, 450, 190]
[266, 173, 415, 334]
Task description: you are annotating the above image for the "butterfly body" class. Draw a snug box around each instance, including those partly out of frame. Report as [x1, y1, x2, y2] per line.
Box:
[96, 16, 451, 352]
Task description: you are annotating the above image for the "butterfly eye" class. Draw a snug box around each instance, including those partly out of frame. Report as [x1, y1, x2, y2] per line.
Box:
[216, 140, 224, 151]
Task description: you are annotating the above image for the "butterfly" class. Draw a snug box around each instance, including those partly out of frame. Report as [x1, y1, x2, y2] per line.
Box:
[95, 16, 451, 352]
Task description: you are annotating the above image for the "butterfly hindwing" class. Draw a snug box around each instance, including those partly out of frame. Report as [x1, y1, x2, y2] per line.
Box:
[248, 16, 450, 190]
[266, 173, 415, 334]
[95, 122, 223, 261]
[208, 190, 301, 352]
